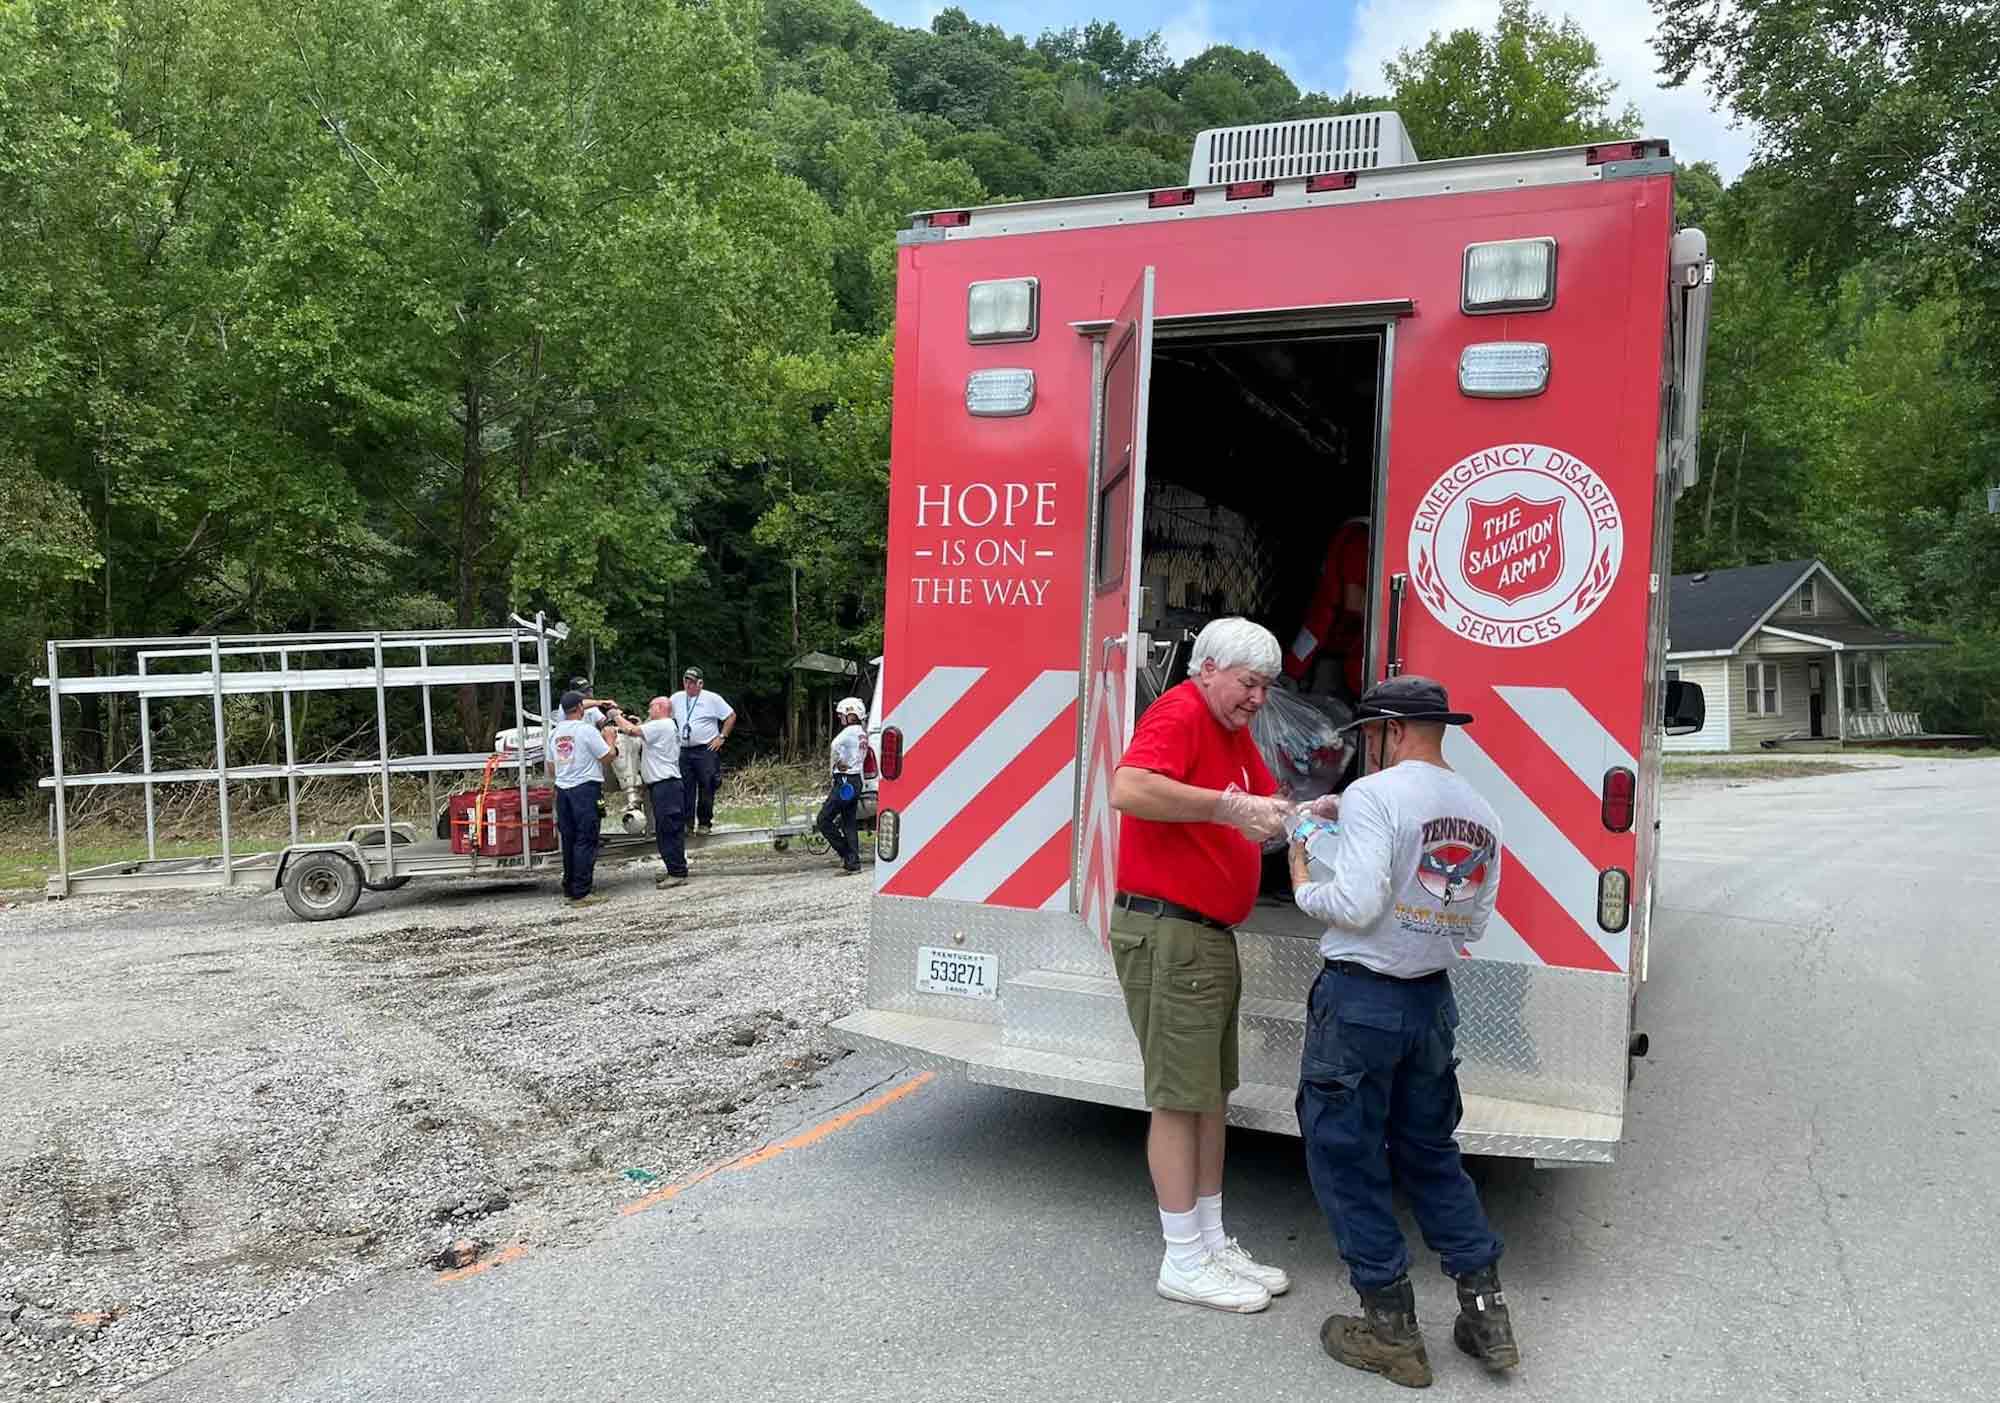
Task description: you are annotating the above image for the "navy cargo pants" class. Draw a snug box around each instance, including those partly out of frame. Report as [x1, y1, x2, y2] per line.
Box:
[555, 780, 601, 899]
[1295, 963, 1503, 1291]
[680, 746, 721, 829]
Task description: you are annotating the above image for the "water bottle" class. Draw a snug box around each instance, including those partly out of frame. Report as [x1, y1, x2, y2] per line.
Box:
[1287, 811, 1342, 882]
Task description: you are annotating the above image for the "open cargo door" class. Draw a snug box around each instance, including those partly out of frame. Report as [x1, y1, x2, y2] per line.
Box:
[1076, 267, 1156, 944]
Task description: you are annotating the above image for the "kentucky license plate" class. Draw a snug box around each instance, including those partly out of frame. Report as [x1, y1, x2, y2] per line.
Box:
[916, 946, 997, 999]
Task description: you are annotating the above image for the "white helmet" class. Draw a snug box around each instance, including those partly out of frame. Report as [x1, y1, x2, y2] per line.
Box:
[835, 696, 867, 721]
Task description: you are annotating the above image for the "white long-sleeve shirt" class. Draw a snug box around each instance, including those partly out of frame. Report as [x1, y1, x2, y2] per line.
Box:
[1294, 759, 1503, 978]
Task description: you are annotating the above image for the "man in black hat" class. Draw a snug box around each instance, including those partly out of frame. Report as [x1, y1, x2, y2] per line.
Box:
[670, 666, 735, 834]
[1286, 675, 1518, 1388]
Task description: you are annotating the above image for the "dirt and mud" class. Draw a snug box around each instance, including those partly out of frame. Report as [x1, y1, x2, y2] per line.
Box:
[0, 845, 870, 1400]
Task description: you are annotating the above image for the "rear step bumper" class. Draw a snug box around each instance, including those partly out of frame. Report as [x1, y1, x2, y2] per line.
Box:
[830, 1007, 1624, 1163]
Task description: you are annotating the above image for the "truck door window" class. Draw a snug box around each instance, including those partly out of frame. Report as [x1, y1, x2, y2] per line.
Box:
[1095, 471, 1130, 590]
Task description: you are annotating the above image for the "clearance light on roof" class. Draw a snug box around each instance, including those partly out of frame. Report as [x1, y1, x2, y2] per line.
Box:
[1149, 188, 1196, 209]
[1458, 342, 1550, 398]
[1307, 172, 1358, 193]
[967, 278, 1039, 343]
[1463, 237, 1557, 314]
[965, 368, 1036, 417]
[927, 210, 971, 228]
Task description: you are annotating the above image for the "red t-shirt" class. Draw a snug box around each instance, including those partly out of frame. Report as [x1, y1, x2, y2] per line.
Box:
[1115, 681, 1278, 927]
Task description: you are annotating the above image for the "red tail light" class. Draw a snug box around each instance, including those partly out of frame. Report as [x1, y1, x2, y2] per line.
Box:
[1148, 188, 1196, 209]
[1306, 172, 1357, 193]
[1602, 767, 1636, 832]
[926, 210, 971, 228]
[863, 745, 879, 781]
[879, 727, 904, 781]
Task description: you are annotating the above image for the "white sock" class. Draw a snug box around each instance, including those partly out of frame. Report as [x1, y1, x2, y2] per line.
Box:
[1160, 1207, 1205, 1271]
[1195, 1193, 1228, 1252]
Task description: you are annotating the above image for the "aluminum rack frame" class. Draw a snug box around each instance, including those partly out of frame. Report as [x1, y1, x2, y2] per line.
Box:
[36, 616, 566, 899]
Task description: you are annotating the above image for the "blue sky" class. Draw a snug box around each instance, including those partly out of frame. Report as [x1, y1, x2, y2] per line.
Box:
[862, 1, 1754, 179]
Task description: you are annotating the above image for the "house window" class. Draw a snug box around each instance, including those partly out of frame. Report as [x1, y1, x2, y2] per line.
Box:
[1745, 661, 1781, 716]
[1796, 578, 1817, 615]
[1843, 653, 1871, 714]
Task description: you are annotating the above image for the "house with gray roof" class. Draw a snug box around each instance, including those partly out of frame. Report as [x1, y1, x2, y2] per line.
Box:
[1666, 560, 1943, 751]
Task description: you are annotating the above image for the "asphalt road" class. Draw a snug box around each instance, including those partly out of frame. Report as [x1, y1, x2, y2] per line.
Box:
[134, 759, 2000, 1403]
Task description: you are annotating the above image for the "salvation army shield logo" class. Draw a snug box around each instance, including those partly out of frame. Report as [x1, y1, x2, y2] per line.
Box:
[1407, 444, 1625, 649]
[1461, 493, 1566, 605]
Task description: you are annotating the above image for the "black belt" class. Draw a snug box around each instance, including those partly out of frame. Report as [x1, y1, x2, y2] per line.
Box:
[1325, 958, 1446, 985]
[1114, 892, 1232, 933]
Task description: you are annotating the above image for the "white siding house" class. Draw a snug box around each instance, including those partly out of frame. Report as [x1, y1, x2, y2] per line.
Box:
[1667, 560, 1940, 752]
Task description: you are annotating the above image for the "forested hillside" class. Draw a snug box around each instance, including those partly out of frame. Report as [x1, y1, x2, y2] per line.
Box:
[3, 0, 1994, 786]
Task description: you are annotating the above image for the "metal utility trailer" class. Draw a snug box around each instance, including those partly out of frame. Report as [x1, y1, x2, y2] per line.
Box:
[36, 618, 815, 919]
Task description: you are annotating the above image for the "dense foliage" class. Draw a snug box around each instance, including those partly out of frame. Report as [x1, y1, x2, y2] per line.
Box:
[2, 0, 1994, 788]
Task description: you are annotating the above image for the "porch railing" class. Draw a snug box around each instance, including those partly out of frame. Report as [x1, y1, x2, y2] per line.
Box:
[1845, 710, 1924, 739]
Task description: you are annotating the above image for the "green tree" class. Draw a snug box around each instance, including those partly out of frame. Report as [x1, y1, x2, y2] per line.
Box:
[1386, 0, 1640, 159]
[1654, 0, 2000, 333]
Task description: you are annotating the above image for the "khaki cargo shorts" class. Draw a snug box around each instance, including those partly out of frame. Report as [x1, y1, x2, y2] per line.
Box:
[1108, 905, 1242, 1112]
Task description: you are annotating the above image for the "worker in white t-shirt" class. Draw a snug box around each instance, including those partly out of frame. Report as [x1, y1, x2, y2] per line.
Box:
[548, 690, 611, 906]
[616, 696, 688, 888]
[816, 696, 869, 875]
[669, 666, 735, 834]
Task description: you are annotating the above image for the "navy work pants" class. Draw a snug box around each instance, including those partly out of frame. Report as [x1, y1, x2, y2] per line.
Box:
[680, 746, 721, 828]
[555, 781, 601, 899]
[649, 778, 688, 878]
[1296, 964, 1503, 1291]
[816, 777, 861, 870]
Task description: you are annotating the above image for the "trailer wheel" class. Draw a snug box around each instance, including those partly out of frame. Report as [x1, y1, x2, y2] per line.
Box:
[803, 830, 830, 857]
[772, 838, 790, 852]
[363, 875, 413, 893]
[284, 852, 363, 921]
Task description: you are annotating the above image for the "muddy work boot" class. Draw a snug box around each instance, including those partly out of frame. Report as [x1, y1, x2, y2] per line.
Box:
[1321, 1275, 1433, 1388]
[1452, 1265, 1520, 1369]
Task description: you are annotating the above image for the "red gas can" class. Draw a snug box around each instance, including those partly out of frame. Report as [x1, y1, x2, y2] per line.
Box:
[448, 786, 558, 856]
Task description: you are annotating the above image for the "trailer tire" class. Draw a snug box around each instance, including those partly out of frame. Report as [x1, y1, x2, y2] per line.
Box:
[364, 875, 413, 893]
[773, 838, 790, 852]
[284, 852, 364, 921]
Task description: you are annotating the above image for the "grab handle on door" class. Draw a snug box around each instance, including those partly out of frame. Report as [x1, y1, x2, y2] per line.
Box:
[1102, 633, 1128, 659]
[1385, 574, 1407, 678]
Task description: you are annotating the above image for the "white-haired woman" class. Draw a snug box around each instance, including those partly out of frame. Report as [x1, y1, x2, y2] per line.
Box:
[1107, 616, 1299, 1312]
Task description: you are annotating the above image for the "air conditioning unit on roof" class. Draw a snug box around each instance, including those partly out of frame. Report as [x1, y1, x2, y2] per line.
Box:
[1187, 112, 1421, 187]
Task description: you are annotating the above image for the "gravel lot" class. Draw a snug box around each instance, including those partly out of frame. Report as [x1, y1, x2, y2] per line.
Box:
[0, 844, 870, 1401]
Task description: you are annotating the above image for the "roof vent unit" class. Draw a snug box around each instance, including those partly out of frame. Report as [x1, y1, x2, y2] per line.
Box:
[1187, 112, 1420, 187]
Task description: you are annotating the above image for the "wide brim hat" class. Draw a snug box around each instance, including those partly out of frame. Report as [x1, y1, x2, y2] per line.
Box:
[1336, 675, 1474, 733]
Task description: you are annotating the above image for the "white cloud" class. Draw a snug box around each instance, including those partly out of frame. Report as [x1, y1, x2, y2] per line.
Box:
[1343, 0, 1757, 180]
[1160, 2, 1218, 63]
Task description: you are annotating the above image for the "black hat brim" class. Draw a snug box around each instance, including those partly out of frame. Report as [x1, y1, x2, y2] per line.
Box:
[1337, 709, 1474, 734]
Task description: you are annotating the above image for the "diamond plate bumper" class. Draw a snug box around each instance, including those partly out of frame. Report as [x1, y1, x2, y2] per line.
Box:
[831, 1007, 1623, 1163]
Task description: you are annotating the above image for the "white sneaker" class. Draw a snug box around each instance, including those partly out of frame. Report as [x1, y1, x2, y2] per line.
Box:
[1156, 1251, 1272, 1313]
[1212, 1237, 1291, 1295]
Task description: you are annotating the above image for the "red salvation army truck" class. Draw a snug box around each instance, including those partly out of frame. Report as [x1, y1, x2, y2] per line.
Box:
[831, 113, 1715, 1165]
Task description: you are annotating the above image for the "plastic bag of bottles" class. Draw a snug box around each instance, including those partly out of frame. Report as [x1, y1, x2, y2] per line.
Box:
[1251, 688, 1353, 851]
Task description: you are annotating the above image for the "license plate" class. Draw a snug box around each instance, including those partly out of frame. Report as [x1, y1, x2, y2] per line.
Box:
[916, 946, 997, 999]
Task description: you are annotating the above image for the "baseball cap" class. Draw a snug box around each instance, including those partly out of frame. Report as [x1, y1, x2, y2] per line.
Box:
[683, 666, 704, 681]
[558, 689, 585, 712]
[1337, 676, 1474, 732]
